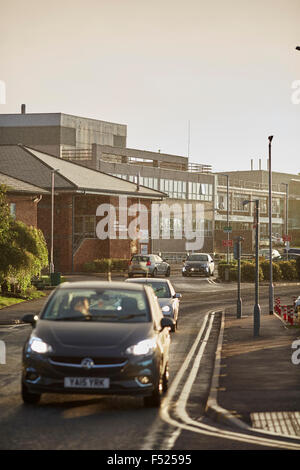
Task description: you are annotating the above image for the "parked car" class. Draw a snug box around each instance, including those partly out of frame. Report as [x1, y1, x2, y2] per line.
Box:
[283, 248, 300, 260]
[125, 278, 182, 332]
[128, 254, 170, 278]
[21, 281, 173, 408]
[182, 253, 215, 277]
[259, 249, 281, 260]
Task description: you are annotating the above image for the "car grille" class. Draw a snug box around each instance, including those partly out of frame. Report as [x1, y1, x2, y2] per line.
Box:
[48, 356, 128, 368]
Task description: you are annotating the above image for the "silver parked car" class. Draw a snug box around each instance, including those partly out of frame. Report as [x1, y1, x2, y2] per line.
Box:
[126, 278, 181, 332]
[128, 254, 171, 278]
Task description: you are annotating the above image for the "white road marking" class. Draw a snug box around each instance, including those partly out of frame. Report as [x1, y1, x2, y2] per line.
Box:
[145, 310, 300, 450]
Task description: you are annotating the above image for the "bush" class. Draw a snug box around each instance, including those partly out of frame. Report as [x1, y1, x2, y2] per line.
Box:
[296, 257, 300, 280]
[241, 261, 264, 282]
[260, 260, 282, 282]
[217, 262, 237, 281]
[277, 260, 298, 281]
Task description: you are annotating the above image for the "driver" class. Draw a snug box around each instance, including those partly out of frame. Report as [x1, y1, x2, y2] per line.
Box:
[70, 296, 90, 317]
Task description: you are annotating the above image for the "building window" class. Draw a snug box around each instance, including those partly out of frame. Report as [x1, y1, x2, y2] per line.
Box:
[188, 182, 213, 201]
[10, 203, 16, 219]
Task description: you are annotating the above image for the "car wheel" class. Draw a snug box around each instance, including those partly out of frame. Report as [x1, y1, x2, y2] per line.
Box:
[143, 367, 164, 408]
[165, 267, 170, 277]
[21, 382, 41, 405]
[152, 268, 158, 278]
[128, 273, 133, 278]
[162, 362, 169, 392]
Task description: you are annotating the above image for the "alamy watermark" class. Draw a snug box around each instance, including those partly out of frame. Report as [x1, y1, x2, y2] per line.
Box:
[95, 196, 205, 252]
[291, 339, 300, 365]
[0, 340, 6, 365]
[291, 80, 300, 104]
[0, 80, 6, 104]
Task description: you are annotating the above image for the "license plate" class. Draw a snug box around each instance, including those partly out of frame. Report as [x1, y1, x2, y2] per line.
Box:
[64, 377, 110, 389]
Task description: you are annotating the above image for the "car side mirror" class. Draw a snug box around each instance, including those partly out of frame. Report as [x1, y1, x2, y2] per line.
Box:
[22, 314, 38, 326]
[160, 317, 173, 331]
[174, 293, 182, 299]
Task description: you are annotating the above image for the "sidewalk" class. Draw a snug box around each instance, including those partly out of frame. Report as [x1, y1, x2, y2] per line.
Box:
[207, 304, 300, 437]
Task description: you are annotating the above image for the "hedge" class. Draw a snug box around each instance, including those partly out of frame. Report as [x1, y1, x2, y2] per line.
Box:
[218, 259, 299, 282]
[83, 258, 129, 273]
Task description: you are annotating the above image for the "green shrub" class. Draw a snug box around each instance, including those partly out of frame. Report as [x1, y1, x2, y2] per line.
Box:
[217, 262, 237, 281]
[277, 260, 298, 281]
[260, 260, 282, 282]
[296, 257, 300, 280]
[241, 261, 264, 282]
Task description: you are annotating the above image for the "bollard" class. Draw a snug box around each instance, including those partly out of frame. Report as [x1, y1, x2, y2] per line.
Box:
[287, 306, 293, 325]
[275, 297, 281, 316]
[283, 305, 287, 322]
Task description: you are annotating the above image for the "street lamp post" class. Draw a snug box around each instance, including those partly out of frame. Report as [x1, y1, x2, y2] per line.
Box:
[50, 169, 60, 274]
[283, 183, 289, 260]
[226, 175, 230, 263]
[243, 199, 261, 337]
[268, 136, 274, 315]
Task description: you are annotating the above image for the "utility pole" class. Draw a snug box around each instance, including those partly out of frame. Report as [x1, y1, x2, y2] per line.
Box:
[268, 136, 274, 315]
[243, 199, 261, 337]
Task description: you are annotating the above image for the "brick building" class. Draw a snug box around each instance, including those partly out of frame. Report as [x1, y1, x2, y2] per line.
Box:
[0, 145, 165, 272]
[0, 172, 49, 227]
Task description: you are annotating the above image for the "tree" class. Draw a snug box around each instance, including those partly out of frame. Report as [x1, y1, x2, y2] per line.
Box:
[0, 185, 49, 293]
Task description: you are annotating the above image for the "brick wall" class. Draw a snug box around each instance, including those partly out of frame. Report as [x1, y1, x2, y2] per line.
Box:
[7, 194, 39, 227]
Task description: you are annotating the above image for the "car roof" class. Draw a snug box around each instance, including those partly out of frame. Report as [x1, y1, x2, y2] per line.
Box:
[58, 281, 145, 291]
[187, 253, 210, 256]
[125, 278, 169, 283]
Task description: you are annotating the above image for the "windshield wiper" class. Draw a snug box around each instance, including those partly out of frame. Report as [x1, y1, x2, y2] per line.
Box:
[117, 314, 147, 320]
[53, 316, 92, 321]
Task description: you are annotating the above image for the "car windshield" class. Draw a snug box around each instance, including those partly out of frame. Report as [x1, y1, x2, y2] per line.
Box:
[41, 288, 150, 323]
[186, 255, 208, 262]
[131, 281, 171, 298]
[132, 256, 149, 263]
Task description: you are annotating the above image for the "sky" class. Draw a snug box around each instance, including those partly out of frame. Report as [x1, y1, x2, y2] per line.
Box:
[1, 0, 300, 174]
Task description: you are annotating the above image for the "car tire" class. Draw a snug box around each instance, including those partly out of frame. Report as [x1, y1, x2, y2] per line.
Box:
[162, 362, 169, 392]
[165, 267, 170, 277]
[152, 268, 158, 278]
[21, 382, 41, 405]
[143, 367, 164, 408]
[128, 273, 133, 278]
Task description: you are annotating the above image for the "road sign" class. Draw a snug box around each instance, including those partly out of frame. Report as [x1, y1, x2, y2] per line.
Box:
[223, 226, 232, 233]
[222, 240, 233, 247]
[283, 235, 291, 242]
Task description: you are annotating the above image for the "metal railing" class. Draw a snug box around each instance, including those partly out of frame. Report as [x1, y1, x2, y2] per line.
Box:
[62, 149, 92, 161]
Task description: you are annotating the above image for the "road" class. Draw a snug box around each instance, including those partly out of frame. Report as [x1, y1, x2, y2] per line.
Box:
[0, 274, 299, 452]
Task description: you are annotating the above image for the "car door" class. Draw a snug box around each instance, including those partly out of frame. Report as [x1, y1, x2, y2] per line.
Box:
[168, 281, 179, 321]
[146, 286, 170, 365]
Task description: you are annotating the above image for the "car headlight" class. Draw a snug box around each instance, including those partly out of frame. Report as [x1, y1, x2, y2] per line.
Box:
[28, 336, 53, 354]
[162, 305, 172, 314]
[126, 338, 157, 356]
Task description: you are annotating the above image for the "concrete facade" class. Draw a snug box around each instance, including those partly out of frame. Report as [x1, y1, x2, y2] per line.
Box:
[63, 143, 216, 255]
[0, 112, 127, 157]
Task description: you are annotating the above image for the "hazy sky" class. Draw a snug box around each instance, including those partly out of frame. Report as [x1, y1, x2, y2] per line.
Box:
[1, 0, 300, 174]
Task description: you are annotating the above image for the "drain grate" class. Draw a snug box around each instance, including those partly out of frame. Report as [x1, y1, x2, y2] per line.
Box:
[251, 412, 300, 436]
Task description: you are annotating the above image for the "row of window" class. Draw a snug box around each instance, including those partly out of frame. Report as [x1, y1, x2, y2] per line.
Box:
[217, 193, 284, 215]
[109, 173, 213, 201]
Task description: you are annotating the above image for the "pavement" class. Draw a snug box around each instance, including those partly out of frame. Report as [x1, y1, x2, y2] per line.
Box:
[206, 303, 300, 438]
